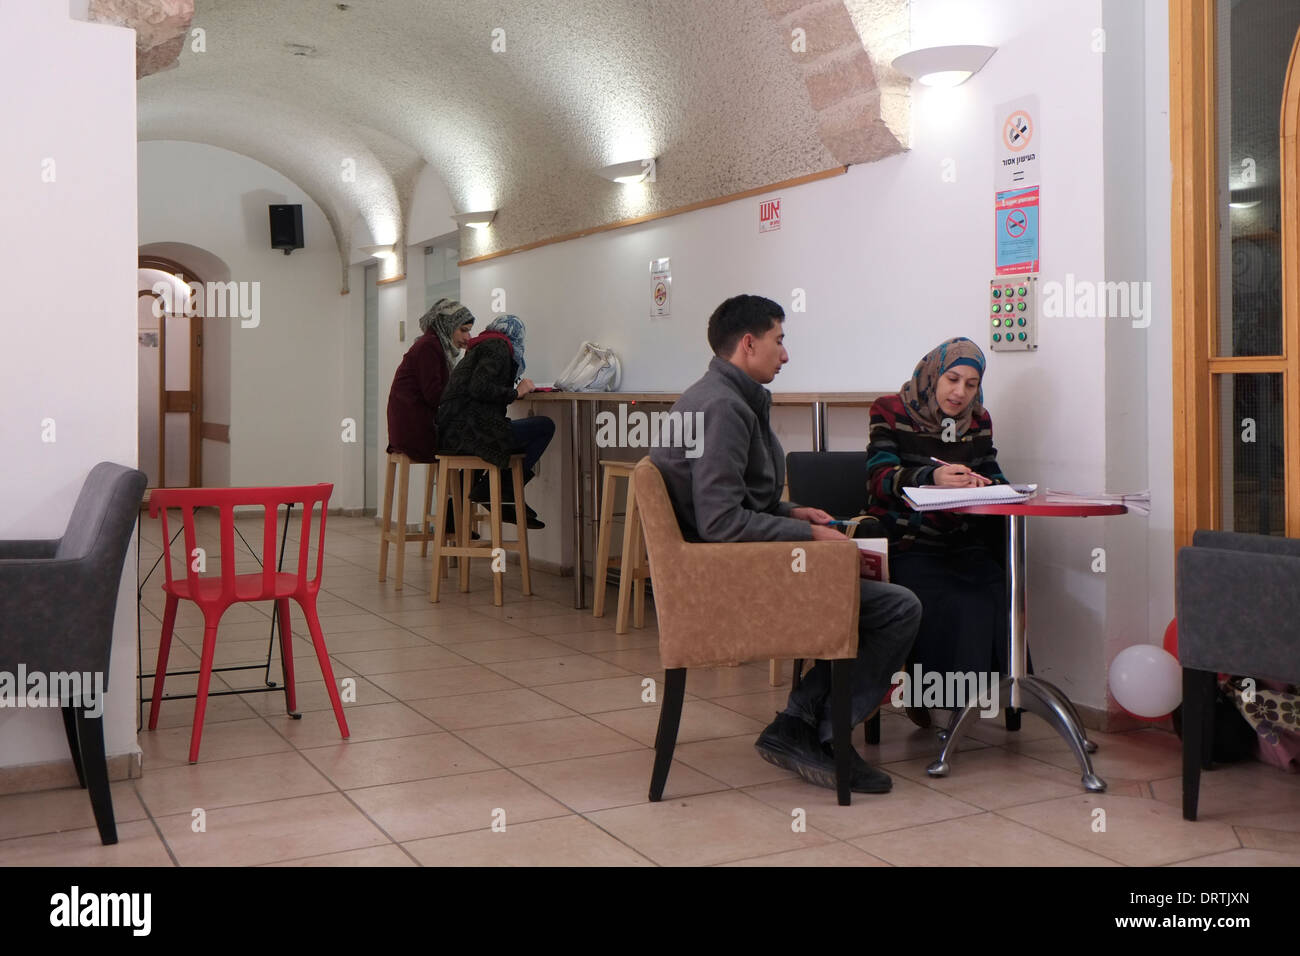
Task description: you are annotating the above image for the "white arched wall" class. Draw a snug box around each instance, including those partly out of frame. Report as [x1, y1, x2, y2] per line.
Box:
[138, 141, 361, 505]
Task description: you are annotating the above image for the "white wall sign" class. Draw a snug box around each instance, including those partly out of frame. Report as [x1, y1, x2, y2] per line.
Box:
[995, 95, 1040, 190]
[759, 196, 782, 233]
[650, 257, 671, 317]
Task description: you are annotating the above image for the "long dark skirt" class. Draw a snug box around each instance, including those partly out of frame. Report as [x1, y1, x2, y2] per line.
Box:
[889, 545, 1012, 679]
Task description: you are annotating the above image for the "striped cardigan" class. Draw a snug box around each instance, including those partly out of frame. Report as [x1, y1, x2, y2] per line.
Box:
[865, 394, 1007, 552]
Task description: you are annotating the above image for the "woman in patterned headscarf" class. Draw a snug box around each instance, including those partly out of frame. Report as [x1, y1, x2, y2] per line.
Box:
[438, 314, 555, 528]
[385, 298, 475, 462]
[865, 337, 1012, 727]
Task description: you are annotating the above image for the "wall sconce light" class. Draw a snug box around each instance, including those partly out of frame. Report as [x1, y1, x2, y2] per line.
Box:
[891, 45, 996, 87]
[452, 210, 497, 230]
[597, 159, 656, 184]
[359, 243, 396, 260]
[1229, 186, 1264, 209]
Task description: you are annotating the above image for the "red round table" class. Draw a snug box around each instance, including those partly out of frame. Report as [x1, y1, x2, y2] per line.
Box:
[923, 497, 1128, 793]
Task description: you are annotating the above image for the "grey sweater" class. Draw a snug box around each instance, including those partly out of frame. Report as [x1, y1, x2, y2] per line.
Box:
[651, 356, 811, 542]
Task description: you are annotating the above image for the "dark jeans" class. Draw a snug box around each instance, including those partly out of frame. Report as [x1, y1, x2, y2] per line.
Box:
[782, 579, 922, 744]
[509, 416, 555, 473]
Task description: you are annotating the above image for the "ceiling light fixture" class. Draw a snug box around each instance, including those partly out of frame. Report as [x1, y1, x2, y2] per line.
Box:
[891, 45, 996, 87]
[451, 210, 497, 230]
[597, 159, 656, 184]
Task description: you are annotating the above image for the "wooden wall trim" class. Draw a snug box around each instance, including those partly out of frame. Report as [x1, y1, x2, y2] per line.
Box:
[1280, 21, 1300, 535]
[200, 422, 230, 444]
[458, 166, 849, 266]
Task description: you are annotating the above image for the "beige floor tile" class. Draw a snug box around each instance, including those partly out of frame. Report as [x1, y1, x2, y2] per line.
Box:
[863, 720, 985, 765]
[367, 665, 519, 700]
[409, 620, 537, 644]
[0, 782, 147, 841]
[745, 771, 984, 839]
[545, 628, 661, 653]
[469, 601, 589, 625]
[851, 812, 1120, 866]
[383, 607, 488, 628]
[314, 628, 434, 652]
[673, 733, 800, 788]
[330, 645, 472, 675]
[534, 676, 663, 714]
[1169, 847, 1300, 866]
[591, 700, 767, 747]
[588, 790, 832, 866]
[1000, 793, 1240, 866]
[1007, 727, 1182, 786]
[269, 701, 442, 748]
[1150, 762, 1300, 827]
[133, 751, 335, 817]
[456, 715, 645, 766]
[963, 709, 1077, 746]
[349, 768, 570, 841]
[1236, 825, 1300, 851]
[156, 792, 389, 866]
[0, 820, 174, 867]
[403, 815, 653, 866]
[453, 636, 578, 664]
[487, 655, 637, 687]
[300, 732, 498, 789]
[514, 749, 726, 812]
[407, 688, 575, 730]
[517, 614, 624, 636]
[720, 843, 891, 867]
[145, 690, 261, 730]
[591, 647, 663, 676]
[139, 716, 292, 768]
[888, 747, 1129, 810]
[239, 677, 393, 715]
[711, 688, 800, 723]
[300, 612, 402, 633]
[264, 844, 416, 866]
[677, 665, 791, 699]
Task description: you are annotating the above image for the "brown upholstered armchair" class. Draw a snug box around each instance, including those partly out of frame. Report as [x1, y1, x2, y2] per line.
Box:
[632, 458, 863, 805]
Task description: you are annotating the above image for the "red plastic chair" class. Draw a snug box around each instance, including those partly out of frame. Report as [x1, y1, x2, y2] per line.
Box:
[146, 484, 350, 762]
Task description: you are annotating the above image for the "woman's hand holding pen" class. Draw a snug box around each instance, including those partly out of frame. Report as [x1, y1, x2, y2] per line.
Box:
[931, 457, 991, 488]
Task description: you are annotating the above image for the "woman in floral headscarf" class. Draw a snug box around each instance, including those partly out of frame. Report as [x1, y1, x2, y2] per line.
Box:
[385, 298, 475, 462]
[865, 338, 1010, 726]
[437, 314, 555, 528]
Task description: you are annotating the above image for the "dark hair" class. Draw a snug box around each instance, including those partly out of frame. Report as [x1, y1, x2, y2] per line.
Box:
[706, 295, 785, 356]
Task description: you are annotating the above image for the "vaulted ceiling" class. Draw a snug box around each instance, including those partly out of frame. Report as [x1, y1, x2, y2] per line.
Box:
[112, 0, 912, 277]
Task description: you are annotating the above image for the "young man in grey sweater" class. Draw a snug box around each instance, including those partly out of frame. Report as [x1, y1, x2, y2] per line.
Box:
[650, 294, 921, 793]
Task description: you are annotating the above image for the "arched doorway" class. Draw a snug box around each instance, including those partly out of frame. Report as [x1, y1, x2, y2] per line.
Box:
[138, 254, 204, 488]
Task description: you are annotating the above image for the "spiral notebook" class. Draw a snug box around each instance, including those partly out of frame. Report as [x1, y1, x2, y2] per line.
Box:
[902, 484, 1037, 512]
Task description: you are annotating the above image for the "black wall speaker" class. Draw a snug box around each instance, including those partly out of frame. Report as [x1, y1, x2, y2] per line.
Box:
[269, 204, 304, 255]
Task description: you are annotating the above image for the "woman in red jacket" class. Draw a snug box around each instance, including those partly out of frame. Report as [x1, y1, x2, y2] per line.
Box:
[385, 299, 475, 462]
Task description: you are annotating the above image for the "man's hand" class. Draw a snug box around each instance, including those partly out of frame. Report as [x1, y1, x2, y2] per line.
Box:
[810, 524, 848, 541]
[791, 506, 834, 524]
[515, 378, 536, 399]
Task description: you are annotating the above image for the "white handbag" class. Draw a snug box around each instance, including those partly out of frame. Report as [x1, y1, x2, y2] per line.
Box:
[554, 341, 622, 392]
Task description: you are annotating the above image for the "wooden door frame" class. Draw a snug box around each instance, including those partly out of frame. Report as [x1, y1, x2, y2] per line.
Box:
[138, 255, 204, 488]
[1170, 0, 1300, 545]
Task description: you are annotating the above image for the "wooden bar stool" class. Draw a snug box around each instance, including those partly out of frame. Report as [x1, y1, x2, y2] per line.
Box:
[429, 454, 532, 606]
[593, 459, 650, 633]
[378, 452, 456, 589]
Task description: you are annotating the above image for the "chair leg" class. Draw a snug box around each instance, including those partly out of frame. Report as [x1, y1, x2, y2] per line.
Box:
[277, 597, 298, 715]
[831, 659, 852, 806]
[189, 618, 220, 763]
[615, 488, 640, 634]
[1182, 667, 1216, 821]
[511, 457, 532, 596]
[393, 456, 411, 591]
[489, 466, 504, 607]
[1005, 707, 1021, 731]
[148, 593, 179, 730]
[420, 462, 436, 558]
[378, 455, 397, 583]
[61, 705, 86, 788]
[445, 470, 463, 578]
[459, 471, 473, 594]
[865, 711, 881, 746]
[430, 460, 451, 602]
[301, 598, 351, 741]
[593, 467, 618, 618]
[649, 668, 687, 802]
[790, 658, 804, 693]
[73, 706, 117, 846]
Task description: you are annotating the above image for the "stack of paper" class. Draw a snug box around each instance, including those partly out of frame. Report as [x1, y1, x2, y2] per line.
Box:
[1044, 489, 1150, 516]
[902, 484, 1037, 512]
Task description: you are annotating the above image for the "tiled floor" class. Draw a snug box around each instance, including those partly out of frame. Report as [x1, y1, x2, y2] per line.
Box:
[5, 514, 1300, 866]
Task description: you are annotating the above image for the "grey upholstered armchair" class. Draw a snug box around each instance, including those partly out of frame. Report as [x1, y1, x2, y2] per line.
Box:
[0, 462, 147, 845]
[1176, 529, 1300, 821]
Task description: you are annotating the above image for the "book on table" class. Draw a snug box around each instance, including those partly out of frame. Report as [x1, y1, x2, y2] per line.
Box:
[901, 483, 1037, 512]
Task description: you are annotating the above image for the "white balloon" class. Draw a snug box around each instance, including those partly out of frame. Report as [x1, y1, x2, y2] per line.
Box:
[1109, 645, 1182, 718]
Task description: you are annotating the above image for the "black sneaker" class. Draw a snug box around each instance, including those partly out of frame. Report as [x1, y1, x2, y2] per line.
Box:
[821, 740, 892, 793]
[755, 714, 839, 789]
[499, 503, 544, 529]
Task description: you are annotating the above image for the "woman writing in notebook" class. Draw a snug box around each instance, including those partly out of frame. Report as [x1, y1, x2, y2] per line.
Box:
[865, 337, 1009, 728]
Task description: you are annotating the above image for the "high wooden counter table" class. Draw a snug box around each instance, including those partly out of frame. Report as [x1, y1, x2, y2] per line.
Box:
[525, 390, 886, 608]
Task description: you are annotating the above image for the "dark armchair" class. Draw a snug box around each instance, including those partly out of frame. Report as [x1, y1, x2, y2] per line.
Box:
[0, 462, 147, 845]
[1176, 529, 1300, 821]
